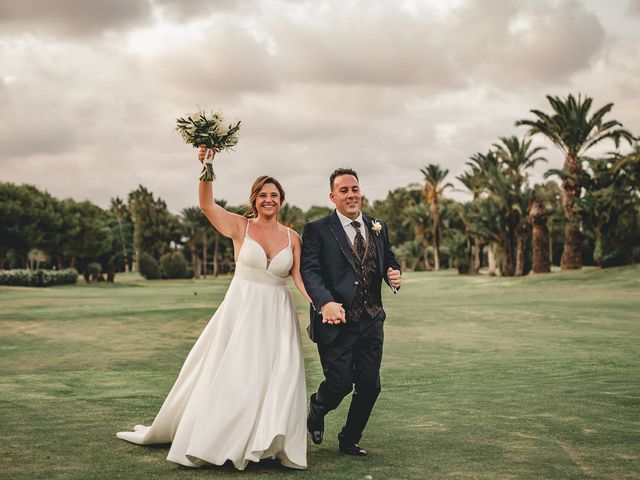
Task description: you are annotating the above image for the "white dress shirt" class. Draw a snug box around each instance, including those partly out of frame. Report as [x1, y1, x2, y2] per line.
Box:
[336, 210, 367, 245]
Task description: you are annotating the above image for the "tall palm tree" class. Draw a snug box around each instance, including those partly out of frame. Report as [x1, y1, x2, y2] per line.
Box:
[279, 204, 305, 233]
[464, 151, 520, 276]
[612, 143, 640, 186]
[109, 197, 130, 272]
[457, 170, 484, 273]
[528, 196, 551, 273]
[180, 207, 202, 279]
[405, 202, 432, 271]
[210, 199, 227, 277]
[493, 135, 547, 276]
[466, 196, 503, 276]
[492, 136, 546, 183]
[420, 164, 453, 271]
[516, 93, 635, 270]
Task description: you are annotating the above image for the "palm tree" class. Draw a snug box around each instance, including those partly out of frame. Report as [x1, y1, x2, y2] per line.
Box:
[612, 143, 640, 186]
[420, 164, 453, 271]
[493, 136, 546, 275]
[464, 151, 520, 276]
[405, 202, 432, 271]
[210, 199, 228, 276]
[180, 207, 202, 279]
[492, 136, 546, 183]
[528, 196, 551, 273]
[516, 93, 635, 270]
[457, 170, 485, 273]
[571, 153, 640, 267]
[109, 197, 130, 272]
[466, 196, 503, 276]
[279, 204, 305, 233]
[196, 212, 212, 278]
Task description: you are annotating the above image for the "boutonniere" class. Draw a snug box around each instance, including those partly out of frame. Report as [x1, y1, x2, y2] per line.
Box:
[371, 220, 383, 236]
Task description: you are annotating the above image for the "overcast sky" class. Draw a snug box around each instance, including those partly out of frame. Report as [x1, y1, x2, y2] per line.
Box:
[1, 0, 639, 212]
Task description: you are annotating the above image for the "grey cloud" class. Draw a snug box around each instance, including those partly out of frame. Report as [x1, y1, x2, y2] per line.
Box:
[152, 0, 259, 21]
[0, 78, 78, 158]
[139, 24, 279, 101]
[447, 0, 606, 85]
[0, 0, 151, 37]
[1, 0, 638, 214]
[627, 0, 640, 17]
[272, 8, 463, 90]
[239, 84, 413, 146]
[0, 37, 154, 159]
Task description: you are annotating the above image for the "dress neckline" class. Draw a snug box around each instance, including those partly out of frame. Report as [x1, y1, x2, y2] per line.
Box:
[245, 220, 291, 269]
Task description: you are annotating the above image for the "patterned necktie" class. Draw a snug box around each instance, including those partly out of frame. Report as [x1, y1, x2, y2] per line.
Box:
[352, 221, 366, 262]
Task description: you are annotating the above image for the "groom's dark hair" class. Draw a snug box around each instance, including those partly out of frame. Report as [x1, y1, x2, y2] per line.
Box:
[330, 168, 359, 191]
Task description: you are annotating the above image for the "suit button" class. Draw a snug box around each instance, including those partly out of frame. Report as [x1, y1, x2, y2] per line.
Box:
[354, 281, 359, 285]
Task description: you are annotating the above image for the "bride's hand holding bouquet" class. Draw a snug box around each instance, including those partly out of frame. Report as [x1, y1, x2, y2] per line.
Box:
[175, 108, 241, 181]
[198, 144, 215, 165]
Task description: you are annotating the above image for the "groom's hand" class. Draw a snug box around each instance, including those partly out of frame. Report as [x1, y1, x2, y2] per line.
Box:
[387, 267, 402, 290]
[321, 302, 346, 325]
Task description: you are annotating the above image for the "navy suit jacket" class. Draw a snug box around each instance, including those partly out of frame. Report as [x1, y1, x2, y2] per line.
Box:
[300, 211, 401, 344]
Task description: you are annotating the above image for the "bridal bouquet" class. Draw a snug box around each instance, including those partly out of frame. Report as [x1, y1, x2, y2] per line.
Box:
[175, 108, 241, 181]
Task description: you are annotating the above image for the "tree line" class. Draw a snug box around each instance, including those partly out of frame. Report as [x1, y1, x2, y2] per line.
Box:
[1, 94, 638, 280]
[0, 183, 333, 281]
[372, 94, 639, 275]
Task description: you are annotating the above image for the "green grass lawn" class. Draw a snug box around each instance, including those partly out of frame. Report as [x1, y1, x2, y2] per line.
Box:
[1, 266, 639, 479]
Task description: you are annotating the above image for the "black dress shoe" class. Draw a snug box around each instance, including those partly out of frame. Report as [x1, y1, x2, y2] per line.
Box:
[339, 443, 367, 456]
[307, 411, 324, 445]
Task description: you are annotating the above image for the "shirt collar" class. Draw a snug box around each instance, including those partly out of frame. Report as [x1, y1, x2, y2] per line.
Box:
[336, 209, 364, 228]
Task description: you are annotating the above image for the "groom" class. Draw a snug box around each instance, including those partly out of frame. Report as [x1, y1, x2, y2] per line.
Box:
[301, 168, 402, 456]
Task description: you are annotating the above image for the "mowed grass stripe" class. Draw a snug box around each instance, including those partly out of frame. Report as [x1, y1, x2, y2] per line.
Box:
[0, 266, 638, 479]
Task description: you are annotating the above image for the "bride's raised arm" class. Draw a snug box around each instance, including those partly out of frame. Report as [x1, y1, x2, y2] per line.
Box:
[197, 145, 246, 242]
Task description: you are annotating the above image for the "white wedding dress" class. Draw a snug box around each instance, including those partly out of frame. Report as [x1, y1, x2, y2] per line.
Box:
[117, 224, 307, 470]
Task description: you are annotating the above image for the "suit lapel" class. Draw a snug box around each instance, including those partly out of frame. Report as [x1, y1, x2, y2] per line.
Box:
[363, 215, 384, 274]
[328, 211, 358, 272]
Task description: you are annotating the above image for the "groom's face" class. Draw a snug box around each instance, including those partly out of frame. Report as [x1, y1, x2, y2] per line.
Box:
[330, 174, 361, 219]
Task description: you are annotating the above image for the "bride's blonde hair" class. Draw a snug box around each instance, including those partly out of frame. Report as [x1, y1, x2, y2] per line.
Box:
[248, 176, 286, 218]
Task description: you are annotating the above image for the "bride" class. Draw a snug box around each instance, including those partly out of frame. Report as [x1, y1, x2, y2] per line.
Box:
[117, 146, 309, 470]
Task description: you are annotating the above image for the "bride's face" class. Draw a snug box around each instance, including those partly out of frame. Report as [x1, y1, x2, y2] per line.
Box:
[255, 183, 281, 218]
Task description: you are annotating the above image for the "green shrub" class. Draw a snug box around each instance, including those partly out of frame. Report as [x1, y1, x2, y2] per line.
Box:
[138, 252, 161, 280]
[160, 251, 188, 279]
[0, 269, 78, 287]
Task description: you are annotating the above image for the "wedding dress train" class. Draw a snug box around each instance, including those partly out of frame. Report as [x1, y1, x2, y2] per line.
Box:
[117, 226, 307, 470]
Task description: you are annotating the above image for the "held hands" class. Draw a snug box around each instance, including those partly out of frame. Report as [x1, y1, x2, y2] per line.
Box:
[321, 302, 346, 325]
[387, 267, 402, 291]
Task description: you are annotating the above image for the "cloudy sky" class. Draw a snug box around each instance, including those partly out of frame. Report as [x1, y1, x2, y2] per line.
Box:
[1, 0, 639, 212]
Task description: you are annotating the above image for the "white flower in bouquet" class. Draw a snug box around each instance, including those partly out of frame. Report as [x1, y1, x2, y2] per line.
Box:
[175, 108, 241, 181]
